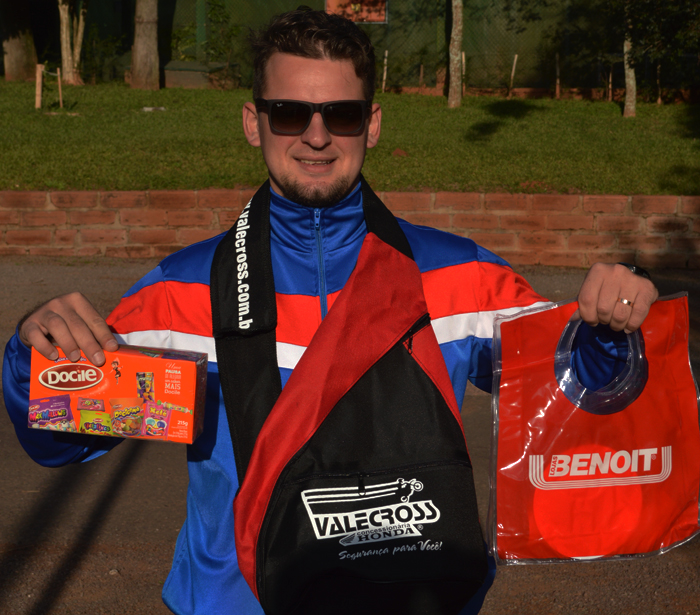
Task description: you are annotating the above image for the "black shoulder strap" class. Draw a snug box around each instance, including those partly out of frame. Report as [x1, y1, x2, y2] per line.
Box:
[211, 176, 412, 486]
[360, 177, 413, 260]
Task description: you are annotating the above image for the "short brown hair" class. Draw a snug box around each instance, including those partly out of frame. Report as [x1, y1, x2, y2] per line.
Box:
[250, 8, 376, 101]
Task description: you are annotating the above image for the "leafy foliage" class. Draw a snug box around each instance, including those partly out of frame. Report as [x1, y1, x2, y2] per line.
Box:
[625, 0, 700, 63]
[205, 0, 241, 66]
[82, 24, 124, 83]
[501, 0, 700, 88]
[171, 23, 198, 62]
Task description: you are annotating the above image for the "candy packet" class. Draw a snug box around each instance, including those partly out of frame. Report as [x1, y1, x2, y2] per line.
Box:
[136, 372, 155, 402]
[28, 395, 76, 432]
[142, 402, 172, 438]
[79, 410, 113, 435]
[109, 397, 144, 437]
[78, 397, 105, 412]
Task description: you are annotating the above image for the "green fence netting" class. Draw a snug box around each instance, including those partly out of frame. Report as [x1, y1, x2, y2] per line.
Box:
[79, 0, 698, 91]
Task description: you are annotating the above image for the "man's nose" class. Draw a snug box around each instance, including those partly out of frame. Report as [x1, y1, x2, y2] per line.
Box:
[301, 110, 332, 148]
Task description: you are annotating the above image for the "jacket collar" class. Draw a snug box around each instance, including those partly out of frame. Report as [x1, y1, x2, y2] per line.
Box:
[269, 183, 365, 253]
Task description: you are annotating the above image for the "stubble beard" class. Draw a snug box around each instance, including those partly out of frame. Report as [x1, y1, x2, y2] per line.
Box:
[275, 173, 356, 208]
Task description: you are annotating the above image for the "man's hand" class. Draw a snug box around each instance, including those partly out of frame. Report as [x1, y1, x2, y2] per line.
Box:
[577, 263, 659, 334]
[19, 292, 118, 366]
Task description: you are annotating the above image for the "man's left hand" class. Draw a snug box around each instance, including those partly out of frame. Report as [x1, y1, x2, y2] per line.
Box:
[577, 263, 659, 334]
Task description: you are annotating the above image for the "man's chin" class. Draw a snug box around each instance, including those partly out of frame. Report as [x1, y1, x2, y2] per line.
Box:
[275, 174, 356, 208]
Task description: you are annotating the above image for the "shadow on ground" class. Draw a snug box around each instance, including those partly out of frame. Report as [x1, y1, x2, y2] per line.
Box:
[658, 103, 700, 195]
[0, 443, 146, 615]
[464, 100, 547, 142]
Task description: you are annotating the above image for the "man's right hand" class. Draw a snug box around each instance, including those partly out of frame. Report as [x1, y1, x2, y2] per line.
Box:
[19, 292, 118, 367]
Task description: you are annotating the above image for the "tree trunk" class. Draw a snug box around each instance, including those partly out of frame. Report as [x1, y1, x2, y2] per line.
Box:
[623, 35, 636, 118]
[447, 0, 463, 108]
[58, 0, 75, 84]
[56, 0, 88, 85]
[72, 2, 88, 78]
[131, 0, 159, 90]
[0, 0, 38, 81]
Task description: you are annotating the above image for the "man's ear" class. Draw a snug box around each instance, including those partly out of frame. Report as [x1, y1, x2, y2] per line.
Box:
[242, 102, 261, 147]
[366, 103, 382, 149]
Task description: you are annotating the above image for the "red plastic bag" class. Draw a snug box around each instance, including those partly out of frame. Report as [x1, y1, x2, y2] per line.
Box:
[490, 295, 700, 563]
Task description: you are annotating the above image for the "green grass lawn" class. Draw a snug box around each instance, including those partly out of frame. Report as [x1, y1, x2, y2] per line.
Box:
[1, 81, 698, 194]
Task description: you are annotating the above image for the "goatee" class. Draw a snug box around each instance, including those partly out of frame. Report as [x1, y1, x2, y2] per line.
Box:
[276, 174, 355, 208]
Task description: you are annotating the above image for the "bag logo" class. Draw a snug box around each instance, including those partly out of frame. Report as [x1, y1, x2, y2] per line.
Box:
[38, 363, 104, 391]
[301, 478, 440, 545]
[529, 446, 672, 490]
[235, 202, 253, 330]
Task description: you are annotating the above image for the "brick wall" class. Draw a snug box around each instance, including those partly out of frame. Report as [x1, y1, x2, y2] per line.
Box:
[1, 190, 698, 268]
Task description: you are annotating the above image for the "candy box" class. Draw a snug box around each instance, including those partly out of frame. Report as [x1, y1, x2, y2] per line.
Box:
[29, 345, 207, 444]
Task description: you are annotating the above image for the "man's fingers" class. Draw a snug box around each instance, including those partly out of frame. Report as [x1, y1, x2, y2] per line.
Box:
[22, 321, 60, 361]
[73, 300, 119, 363]
[592, 276, 623, 327]
[44, 309, 90, 361]
[60, 309, 111, 365]
[607, 291, 639, 332]
[576, 263, 606, 326]
[17, 292, 117, 366]
[576, 263, 659, 333]
[623, 285, 659, 334]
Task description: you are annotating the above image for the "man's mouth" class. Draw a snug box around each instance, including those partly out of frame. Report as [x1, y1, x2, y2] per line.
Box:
[298, 159, 332, 166]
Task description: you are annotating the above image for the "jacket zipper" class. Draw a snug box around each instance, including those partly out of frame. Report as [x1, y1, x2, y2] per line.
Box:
[285, 459, 474, 487]
[401, 313, 431, 354]
[314, 209, 328, 319]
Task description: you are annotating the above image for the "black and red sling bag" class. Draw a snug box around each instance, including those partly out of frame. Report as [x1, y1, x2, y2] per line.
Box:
[211, 178, 487, 615]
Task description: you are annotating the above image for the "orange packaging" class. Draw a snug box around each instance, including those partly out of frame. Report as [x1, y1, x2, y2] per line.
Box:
[29, 345, 208, 444]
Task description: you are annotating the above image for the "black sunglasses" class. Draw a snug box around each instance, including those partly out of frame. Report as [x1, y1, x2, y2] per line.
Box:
[255, 99, 370, 135]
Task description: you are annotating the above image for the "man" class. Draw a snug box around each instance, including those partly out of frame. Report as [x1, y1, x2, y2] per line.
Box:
[3, 8, 657, 615]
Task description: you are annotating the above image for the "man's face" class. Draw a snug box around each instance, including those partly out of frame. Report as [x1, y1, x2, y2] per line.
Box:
[243, 53, 381, 206]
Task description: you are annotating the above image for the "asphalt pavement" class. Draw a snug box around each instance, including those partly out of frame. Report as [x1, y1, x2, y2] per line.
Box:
[0, 257, 698, 615]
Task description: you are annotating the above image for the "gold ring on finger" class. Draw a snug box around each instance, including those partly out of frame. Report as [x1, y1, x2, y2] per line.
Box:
[617, 297, 634, 307]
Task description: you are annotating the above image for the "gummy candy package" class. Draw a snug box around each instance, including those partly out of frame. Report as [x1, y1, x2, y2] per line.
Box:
[28, 395, 76, 432]
[136, 372, 155, 402]
[489, 295, 700, 564]
[79, 409, 113, 436]
[142, 402, 172, 437]
[78, 397, 105, 412]
[109, 397, 144, 437]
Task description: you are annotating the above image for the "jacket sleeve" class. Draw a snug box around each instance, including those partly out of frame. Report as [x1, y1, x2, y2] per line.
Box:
[468, 248, 549, 393]
[570, 322, 628, 390]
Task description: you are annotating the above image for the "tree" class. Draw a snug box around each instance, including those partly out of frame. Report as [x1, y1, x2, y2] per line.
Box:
[622, 32, 636, 117]
[447, 0, 463, 107]
[624, 0, 700, 104]
[502, 0, 700, 115]
[0, 0, 38, 81]
[625, 0, 700, 59]
[57, 0, 88, 85]
[131, 0, 159, 90]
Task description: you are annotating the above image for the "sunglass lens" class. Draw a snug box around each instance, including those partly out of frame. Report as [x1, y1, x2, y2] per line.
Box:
[270, 101, 311, 134]
[324, 102, 364, 134]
